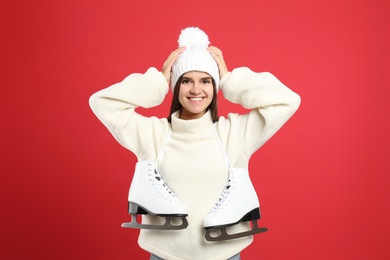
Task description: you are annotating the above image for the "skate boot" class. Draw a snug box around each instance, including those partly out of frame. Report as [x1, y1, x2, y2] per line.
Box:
[203, 168, 268, 241]
[121, 160, 188, 230]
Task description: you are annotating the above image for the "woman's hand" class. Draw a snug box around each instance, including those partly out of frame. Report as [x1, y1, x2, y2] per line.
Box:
[162, 46, 186, 84]
[208, 46, 228, 79]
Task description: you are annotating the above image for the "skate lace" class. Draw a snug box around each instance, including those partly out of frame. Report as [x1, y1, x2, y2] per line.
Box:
[148, 165, 179, 202]
[212, 176, 236, 211]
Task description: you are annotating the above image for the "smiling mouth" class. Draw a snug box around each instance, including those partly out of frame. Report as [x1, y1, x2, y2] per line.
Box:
[189, 97, 204, 101]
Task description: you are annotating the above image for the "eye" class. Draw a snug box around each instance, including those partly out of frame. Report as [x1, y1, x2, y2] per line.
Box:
[181, 79, 190, 84]
[202, 79, 211, 84]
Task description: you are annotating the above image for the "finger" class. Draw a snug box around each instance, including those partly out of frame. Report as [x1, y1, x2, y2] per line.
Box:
[208, 46, 223, 56]
[162, 46, 186, 83]
[208, 45, 221, 51]
[209, 50, 224, 65]
[164, 46, 186, 69]
[208, 46, 228, 78]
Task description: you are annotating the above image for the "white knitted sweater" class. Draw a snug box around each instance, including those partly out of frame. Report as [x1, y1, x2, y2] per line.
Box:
[89, 67, 300, 260]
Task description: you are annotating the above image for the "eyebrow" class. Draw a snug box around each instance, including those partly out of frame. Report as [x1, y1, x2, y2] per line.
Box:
[182, 76, 212, 80]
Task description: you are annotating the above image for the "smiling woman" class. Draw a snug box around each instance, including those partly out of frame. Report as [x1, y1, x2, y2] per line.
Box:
[169, 72, 219, 122]
[177, 71, 214, 120]
[89, 26, 300, 260]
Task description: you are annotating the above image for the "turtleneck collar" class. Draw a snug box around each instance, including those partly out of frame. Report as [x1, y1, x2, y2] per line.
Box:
[171, 110, 214, 134]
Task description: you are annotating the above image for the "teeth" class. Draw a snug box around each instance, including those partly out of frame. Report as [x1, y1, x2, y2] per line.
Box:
[190, 98, 202, 101]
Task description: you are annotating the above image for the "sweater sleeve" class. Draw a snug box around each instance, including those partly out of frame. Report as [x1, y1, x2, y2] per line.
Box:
[220, 67, 301, 157]
[89, 67, 170, 158]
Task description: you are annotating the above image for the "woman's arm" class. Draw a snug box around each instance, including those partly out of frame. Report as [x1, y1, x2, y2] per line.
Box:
[221, 67, 301, 156]
[209, 46, 300, 156]
[89, 67, 169, 155]
[89, 67, 168, 128]
[89, 47, 186, 157]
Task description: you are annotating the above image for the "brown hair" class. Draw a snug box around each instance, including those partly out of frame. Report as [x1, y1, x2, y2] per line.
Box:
[167, 75, 219, 123]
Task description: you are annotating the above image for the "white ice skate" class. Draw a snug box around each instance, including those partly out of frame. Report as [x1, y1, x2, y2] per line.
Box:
[121, 160, 188, 230]
[203, 167, 268, 241]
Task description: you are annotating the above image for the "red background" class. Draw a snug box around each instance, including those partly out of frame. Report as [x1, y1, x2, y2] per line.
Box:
[2, 0, 389, 259]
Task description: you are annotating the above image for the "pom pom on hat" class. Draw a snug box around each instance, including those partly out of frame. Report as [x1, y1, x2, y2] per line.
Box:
[178, 27, 210, 48]
[171, 27, 220, 91]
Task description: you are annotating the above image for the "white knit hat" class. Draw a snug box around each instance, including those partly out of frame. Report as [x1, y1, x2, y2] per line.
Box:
[170, 27, 220, 92]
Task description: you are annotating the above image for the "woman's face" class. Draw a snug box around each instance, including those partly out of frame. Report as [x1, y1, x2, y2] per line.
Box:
[178, 71, 214, 120]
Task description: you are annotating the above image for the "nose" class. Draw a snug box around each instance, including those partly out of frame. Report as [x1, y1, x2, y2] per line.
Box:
[190, 82, 202, 94]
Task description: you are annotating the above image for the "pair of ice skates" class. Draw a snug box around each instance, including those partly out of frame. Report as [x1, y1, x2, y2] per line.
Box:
[121, 160, 268, 241]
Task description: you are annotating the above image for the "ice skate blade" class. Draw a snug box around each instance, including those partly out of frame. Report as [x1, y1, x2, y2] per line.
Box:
[121, 214, 188, 230]
[205, 220, 268, 241]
